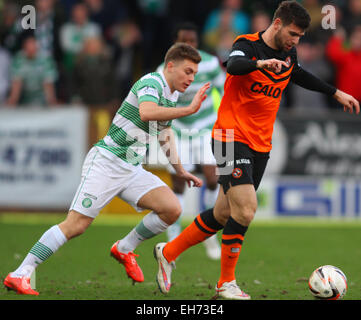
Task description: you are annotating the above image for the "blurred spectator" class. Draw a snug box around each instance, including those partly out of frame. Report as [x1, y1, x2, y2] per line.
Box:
[288, 37, 332, 112]
[34, 0, 65, 62]
[301, 0, 323, 32]
[343, 0, 361, 34]
[6, 35, 58, 107]
[326, 25, 361, 103]
[168, 0, 212, 33]
[251, 10, 271, 33]
[0, 45, 11, 104]
[61, 0, 80, 19]
[202, 0, 250, 56]
[72, 36, 117, 146]
[112, 19, 142, 100]
[136, 0, 172, 72]
[84, 0, 129, 42]
[0, 2, 23, 54]
[73, 36, 116, 106]
[59, 2, 101, 72]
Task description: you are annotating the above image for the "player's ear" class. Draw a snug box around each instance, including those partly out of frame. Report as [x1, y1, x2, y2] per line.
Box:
[166, 61, 175, 73]
[273, 18, 283, 31]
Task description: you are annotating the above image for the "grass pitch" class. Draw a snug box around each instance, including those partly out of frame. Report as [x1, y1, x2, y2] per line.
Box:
[1, 213, 361, 300]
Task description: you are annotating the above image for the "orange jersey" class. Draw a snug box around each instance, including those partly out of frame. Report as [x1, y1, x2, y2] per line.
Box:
[212, 32, 298, 152]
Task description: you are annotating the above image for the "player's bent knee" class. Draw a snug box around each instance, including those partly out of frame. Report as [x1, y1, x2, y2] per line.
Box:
[59, 210, 93, 240]
[169, 203, 182, 223]
[158, 202, 182, 224]
[232, 201, 257, 226]
[242, 211, 255, 226]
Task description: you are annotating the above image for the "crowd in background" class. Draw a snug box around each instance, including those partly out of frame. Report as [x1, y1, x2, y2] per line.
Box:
[0, 0, 361, 115]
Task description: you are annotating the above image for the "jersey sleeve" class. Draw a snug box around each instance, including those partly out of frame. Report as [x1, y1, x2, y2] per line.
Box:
[136, 77, 163, 104]
[224, 39, 258, 75]
[291, 50, 336, 96]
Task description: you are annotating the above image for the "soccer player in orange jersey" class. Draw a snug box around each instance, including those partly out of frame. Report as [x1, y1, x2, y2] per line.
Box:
[154, 0, 360, 300]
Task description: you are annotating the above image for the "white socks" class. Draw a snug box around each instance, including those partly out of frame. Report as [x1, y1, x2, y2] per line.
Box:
[117, 211, 169, 253]
[12, 225, 67, 278]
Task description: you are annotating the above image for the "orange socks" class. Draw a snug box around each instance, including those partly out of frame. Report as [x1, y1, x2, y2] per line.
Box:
[218, 217, 248, 287]
[163, 208, 223, 263]
[162, 209, 249, 288]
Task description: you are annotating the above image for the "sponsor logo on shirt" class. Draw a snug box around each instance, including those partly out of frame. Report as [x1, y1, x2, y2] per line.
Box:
[250, 82, 282, 98]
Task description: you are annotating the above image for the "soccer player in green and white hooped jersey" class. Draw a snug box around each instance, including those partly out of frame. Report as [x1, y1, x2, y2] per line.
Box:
[156, 22, 226, 260]
[3, 43, 210, 295]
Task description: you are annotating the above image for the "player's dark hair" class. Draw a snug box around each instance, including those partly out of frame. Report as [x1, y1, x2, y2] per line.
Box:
[273, 1, 311, 30]
[172, 22, 199, 42]
[164, 42, 201, 65]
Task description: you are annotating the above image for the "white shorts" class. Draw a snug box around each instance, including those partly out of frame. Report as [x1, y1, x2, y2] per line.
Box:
[167, 129, 216, 173]
[70, 147, 167, 218]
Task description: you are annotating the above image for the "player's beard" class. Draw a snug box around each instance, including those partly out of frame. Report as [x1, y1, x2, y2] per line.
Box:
[274, 29, 285, 51]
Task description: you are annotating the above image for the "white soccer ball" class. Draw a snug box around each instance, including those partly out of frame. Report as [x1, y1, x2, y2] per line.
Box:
[308, 265, 347, 300]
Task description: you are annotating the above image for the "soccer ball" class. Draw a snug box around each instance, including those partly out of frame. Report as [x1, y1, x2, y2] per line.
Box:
[308, 265, 347, 300]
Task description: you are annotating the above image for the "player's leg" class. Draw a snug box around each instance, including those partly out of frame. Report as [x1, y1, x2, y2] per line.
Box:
[114, 161, 185, 255]
[163, 185, 227, 263]
[167, 173, 186, 241]
[3, 147, 106, 295]
[117, 184, 181, 289]
[4, 147, 131, 294]
[116, 185, 181, 255]
[215, 184, 256, 300]
[215, 144, 269, 300]
[154, 188, 227, 294]
[111, 185, 181, 284]
[58, 210, 94, 239]
[4, 209, 94, 295]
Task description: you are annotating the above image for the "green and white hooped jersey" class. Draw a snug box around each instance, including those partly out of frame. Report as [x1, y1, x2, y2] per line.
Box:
[95, 71, 179, 165]
[157, 50, 225, 138]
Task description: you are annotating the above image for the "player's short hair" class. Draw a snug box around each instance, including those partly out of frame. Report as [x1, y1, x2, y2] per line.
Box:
[273, 1, 311, 30]
[164, 42, 201, 65]
[172, 21, 199, 41]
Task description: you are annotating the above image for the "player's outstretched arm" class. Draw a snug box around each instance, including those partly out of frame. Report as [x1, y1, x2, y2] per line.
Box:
[158, 127, 203, 188]
[139, 82, 210, 122]
[333, 89, 360, 114]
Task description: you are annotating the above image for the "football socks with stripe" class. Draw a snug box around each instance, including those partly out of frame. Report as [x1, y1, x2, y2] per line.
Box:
[163, 208, 223, 263]
[12, 225, 67, 278]
[218, 216, 248, 287]
[117, 211, 170, 253]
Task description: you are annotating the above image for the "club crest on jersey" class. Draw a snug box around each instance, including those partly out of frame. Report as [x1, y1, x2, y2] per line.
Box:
[232, 168, 243, 179]
[285, 56, 291, 67]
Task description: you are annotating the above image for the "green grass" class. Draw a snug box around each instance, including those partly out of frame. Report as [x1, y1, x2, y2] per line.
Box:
[1, 213, 361, 300]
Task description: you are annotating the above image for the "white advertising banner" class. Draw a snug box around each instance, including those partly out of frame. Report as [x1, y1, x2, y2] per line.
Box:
[182, 175, 361, 219]
[0, 107, 88, 209]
